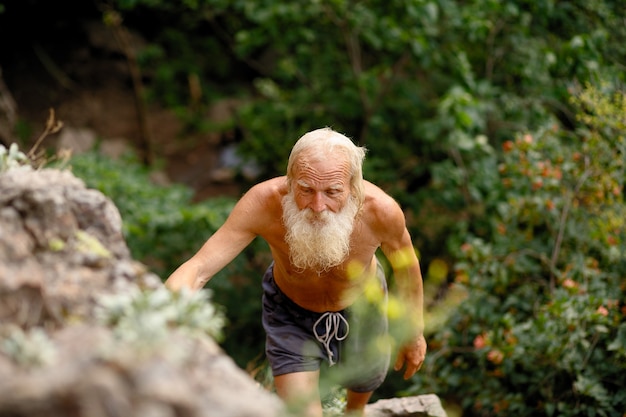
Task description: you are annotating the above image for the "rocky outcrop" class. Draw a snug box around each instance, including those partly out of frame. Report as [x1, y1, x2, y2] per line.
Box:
[0, 167, 285, 417]
[0, 168, 138, 327]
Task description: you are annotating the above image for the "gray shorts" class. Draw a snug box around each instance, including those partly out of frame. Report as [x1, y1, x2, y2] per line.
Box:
[261, 263, 391, 393]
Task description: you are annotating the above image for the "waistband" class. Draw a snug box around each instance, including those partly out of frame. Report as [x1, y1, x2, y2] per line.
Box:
[263, 260, 386, 316]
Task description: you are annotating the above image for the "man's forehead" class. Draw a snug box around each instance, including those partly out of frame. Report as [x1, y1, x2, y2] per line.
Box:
[295, 161, 350, 186]
[297, 151, 350, 173]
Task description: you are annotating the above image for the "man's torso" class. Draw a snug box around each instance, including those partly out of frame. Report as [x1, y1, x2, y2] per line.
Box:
[251, 177, 387, 312]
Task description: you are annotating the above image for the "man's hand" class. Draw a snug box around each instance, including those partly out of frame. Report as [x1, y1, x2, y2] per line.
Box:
[393, 334, 427, 379]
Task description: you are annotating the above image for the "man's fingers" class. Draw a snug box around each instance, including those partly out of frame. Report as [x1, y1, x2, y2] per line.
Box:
[394, 338, 427, 378]
[403, 364, 417, 380]
[402, 357, 425, 379]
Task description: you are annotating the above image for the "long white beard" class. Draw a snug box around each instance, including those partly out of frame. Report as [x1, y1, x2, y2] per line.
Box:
[282, 193, 359, 272]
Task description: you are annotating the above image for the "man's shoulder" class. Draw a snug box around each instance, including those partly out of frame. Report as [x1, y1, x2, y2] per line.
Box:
[362, 181, 404, 224]
[268, 176, 289, 189]
[231, 177, 287, 233]
[363, 180, 398, 206]
[242, 176, 288, 207]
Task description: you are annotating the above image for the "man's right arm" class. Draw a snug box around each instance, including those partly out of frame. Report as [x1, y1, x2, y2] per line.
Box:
[164, 184, 266, 291]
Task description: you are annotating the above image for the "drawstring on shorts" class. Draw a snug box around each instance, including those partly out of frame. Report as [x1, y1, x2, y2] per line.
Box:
[313, 311, 349, 366]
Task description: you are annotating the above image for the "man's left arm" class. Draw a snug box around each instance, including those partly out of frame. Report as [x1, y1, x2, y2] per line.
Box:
[378, 197, 427, 380]
[385, 228, 427, 379]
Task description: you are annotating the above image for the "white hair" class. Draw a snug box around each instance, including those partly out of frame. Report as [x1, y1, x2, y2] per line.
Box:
[286, 127, 367, 209]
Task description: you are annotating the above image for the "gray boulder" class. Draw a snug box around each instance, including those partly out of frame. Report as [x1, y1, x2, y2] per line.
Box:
[0, 167, 285, 417]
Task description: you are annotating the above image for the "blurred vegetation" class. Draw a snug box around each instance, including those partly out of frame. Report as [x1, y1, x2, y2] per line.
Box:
[3, 0, 626, 415]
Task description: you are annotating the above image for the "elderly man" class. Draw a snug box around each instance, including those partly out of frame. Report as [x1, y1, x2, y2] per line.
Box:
[165, 127, 426, 417]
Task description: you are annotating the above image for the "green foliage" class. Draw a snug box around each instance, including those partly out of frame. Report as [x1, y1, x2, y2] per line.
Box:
[411, 84, 626, 416]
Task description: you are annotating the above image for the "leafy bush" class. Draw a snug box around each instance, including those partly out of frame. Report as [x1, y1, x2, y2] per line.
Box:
[411, 84, 626, 416]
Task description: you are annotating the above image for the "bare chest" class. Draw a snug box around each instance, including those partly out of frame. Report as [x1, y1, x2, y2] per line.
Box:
[260, 214, 381, 311]
[271, 253, 378, 312]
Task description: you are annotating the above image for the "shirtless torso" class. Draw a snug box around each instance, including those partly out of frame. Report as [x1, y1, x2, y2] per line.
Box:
[254, 177, 403, 312]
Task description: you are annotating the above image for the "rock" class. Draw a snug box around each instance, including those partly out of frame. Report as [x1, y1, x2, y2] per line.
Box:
[0, 166, 285, 417]
[0, 168, 142, 328]
[365, 394, 448, 417]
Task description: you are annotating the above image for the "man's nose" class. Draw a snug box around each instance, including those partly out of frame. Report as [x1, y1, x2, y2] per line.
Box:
[310, 192, 327, 212]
